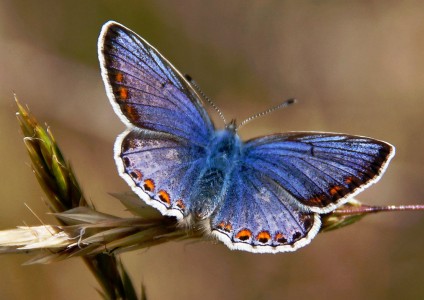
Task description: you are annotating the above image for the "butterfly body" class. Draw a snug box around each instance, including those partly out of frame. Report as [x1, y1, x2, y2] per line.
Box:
[189, 126, 242, 219]
[98, 21, 395, 253]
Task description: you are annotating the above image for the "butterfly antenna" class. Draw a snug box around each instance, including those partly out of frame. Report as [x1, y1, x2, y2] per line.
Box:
[237, 98, 297, 130]
[185, 74, 227, 125]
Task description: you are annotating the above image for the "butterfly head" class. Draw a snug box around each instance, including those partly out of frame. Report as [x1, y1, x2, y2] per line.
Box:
[225, 119, 237, 132]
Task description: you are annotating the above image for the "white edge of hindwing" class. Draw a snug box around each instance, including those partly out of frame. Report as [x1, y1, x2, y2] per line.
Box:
[208, 214, 321, 254]
[114, 130, 184, 220]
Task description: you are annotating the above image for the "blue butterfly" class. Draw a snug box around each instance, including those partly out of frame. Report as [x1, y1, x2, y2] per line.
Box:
[98, 21, 395, 253]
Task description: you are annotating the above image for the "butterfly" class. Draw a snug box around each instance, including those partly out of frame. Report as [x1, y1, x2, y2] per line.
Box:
[98, 21, 395, 253]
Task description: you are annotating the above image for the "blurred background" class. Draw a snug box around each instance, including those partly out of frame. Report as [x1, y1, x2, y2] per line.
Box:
[0, 1, 423, 299]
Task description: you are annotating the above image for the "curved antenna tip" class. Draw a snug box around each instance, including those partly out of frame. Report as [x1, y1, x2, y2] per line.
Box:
[237, 98, 298, 130]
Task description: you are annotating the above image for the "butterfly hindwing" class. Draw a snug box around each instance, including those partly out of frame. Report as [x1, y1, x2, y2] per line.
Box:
[98, 21, 214, 145]
[116, 130, 207, 218]
[210, 166, 320, 253]
[243, 132, 395, 213]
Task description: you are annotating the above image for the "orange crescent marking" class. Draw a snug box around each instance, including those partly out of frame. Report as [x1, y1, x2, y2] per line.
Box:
[119, 86, 128, 100]
[224, 222, 232, 232]
[256, 231, 271, 243]
[130, 170, 143, 181]
[217, 221, 226, 230]
[143, 179, 155, 192]
[158, 190, 171, 205]
[275, 232, 287, 244]
[175, 199, 185, 210]
[116, 72, 124, 82]
[329, 185, 343, 196]
[235, 229, 252, 241]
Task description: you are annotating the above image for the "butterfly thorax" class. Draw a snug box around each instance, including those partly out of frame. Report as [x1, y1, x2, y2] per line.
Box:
[206, 126, 241, 168]
[190, 127, 242, 219]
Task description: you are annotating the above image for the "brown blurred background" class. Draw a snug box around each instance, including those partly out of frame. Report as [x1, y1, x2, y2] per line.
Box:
[0, 1, 423, 299]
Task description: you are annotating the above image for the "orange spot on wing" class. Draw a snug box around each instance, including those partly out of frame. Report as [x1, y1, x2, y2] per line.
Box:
[119, 87, 128, 100]
[275, 232, 287, 244]
[158, 190, 171, 205]
[216, 221, 232, 232]
[129, 170, 143, 181]
[256, 231, 271, 243]
[329, 185, 344, 196]
[143, 179, 155, 192]
[115, 72, 124, 82]
[175, 199, 185, 210]
[309, 195, 327, 205]
[344, 177, 353, 184]
[125, 105, 140, 121]
[235, 229, 252, 241]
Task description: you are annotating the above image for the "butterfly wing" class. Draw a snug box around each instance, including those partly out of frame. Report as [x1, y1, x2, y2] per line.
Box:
[210, 168, 321, 253]
[116, 130, 207, 218]
[98, 21, 214, 218]
[210, 132, 394, 253]
[98, 21, 214, 144]
[243, 132, 395, 213]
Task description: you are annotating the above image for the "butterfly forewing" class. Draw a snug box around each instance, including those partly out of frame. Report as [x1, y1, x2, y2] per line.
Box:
[98, 21, 214, 145]
[244, 132, 395, 213]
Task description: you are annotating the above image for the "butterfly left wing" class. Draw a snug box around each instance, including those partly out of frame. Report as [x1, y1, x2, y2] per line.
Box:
[98, 21, 214, 145]
[116, 129, 207, 219]
[98, 21, 215, 218]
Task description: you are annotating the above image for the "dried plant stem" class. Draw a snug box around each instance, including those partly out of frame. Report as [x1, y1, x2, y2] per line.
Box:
[2, 96, 422, 299]
[15, 96, 139, 300]
[334, 204, 424, 215]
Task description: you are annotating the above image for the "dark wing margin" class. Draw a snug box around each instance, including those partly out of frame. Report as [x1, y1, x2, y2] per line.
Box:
[98, 21, 214, 145]
[243, 132, 395, 214]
